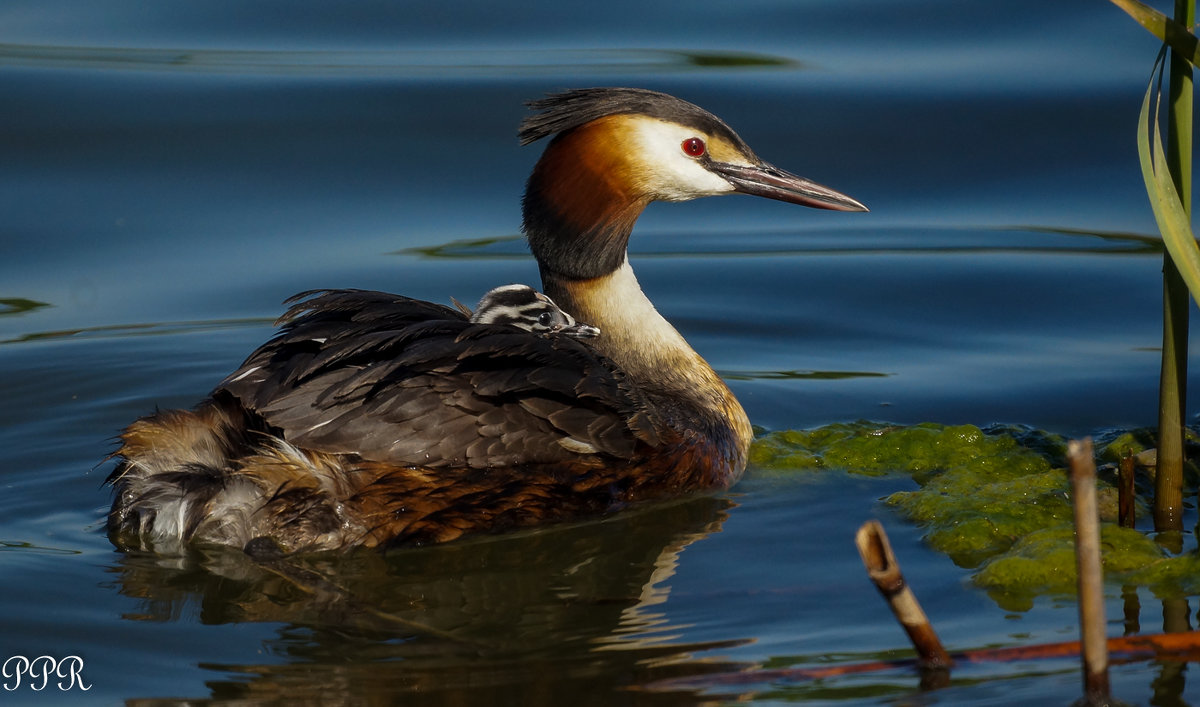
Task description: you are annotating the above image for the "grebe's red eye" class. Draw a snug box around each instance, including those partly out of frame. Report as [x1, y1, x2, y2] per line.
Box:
[681, 137, 706, 157]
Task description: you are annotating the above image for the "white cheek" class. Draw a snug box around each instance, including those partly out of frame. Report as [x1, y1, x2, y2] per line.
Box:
[629, 120, 737, 201]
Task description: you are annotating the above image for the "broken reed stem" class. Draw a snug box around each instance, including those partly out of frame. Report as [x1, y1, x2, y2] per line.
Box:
[855, 520, 952, 670]
[1119, 451, 1136, 529]
[1068, 438, 1112, 705]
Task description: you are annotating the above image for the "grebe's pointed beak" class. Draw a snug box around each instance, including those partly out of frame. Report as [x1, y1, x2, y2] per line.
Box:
[710, 161, 868, 212]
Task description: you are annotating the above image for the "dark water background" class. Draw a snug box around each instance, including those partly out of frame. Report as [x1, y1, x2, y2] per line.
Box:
[3, 0, 1199, 703]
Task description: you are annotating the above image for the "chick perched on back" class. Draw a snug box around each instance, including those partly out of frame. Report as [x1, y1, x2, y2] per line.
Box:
[464, 284, 600, 338]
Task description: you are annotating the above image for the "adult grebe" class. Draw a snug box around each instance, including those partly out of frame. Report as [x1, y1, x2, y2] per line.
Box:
[107, 87, 867, 554]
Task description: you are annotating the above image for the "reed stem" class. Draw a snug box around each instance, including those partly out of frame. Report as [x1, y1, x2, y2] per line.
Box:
[855, 520, 952, 670]
[1155, 0, 1194, 535]
[1119, 451, 1137, 528]
[1068, 438, 1112, 705]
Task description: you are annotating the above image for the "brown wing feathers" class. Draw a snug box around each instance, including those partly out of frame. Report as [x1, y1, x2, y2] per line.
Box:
[218, 289, 658, 469]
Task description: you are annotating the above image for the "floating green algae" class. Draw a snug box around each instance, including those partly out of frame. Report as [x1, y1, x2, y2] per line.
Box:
[973, 524, 1200, 611]
[749, 421, 1199, 606]
[749, 422, 1050, 481]
[1097, 428, 1155, 465]
[751, 421, 1059, 479]
[972, 525, 1145, 611]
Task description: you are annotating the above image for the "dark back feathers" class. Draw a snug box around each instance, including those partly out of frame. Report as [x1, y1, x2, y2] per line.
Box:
[219, 289, 662, 469]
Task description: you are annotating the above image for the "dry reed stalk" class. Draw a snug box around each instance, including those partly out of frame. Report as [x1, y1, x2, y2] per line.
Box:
[1068, 438, 1112, 705]
[854, 520, 951, 670]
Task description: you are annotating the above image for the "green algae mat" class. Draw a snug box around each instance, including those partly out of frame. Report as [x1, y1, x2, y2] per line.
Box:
[749, 422, 1200, 611]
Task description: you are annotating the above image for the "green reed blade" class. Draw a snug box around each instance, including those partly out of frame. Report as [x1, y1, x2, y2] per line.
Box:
[1139, 83, 1200, 302]
[1110, 0, 1200, 66]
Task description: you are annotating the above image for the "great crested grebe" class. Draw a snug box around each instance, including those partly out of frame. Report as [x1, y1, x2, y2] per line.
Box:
[107, 87, 866, 554]
[464, 284, 600, 338]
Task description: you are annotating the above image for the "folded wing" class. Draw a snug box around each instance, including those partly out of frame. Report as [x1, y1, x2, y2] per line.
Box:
[218, 289, 663, 469]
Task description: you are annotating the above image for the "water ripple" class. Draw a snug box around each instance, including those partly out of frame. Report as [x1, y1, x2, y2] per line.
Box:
[0, 316, 273, 346]
[0, 43, 796, 76]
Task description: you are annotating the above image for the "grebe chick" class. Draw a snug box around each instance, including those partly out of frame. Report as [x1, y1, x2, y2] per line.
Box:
[468, 284, 600, 338]
[107, 87, 866, 554]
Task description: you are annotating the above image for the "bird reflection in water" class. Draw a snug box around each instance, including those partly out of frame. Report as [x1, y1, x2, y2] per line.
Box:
[111, 495, 755, 705]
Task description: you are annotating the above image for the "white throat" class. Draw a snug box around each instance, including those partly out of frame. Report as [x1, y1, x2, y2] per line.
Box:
[546, 258, 718, 394]
[542, 254, 753, 458]
[574, 260, 687, 352]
